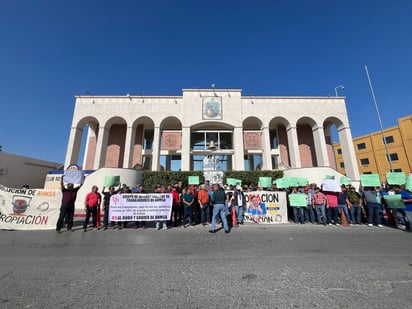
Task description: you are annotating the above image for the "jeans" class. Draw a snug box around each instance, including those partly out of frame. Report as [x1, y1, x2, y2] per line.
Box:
[350, 204, 362, 224]
[338, 204, 351, 223]
[315, 205, 327, 224]
[83, 206, 97, 229]
[201, 203, 210, 224]
[210, 204, 229, 232]
[327, 207, 339, 224]
[235, 205, 244, 224]
[293, 207, 305, 224]
[183, 206, 194, 226]
[103, 205, 112, 228]
[56, 203, 74, 231]
[305, 205, 315, 222]
[366, 202, 381, 225]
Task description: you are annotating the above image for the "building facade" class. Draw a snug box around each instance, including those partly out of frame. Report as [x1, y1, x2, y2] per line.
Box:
[65, 88, 359, 181]
[334, 115, 412, 182]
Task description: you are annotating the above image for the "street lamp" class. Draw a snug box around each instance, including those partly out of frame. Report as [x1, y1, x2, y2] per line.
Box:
[335, 85, 344, 97]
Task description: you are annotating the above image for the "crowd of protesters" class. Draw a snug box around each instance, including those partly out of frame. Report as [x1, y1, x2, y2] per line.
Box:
[56, 177, 412, 234]
[286, 182, 412, 231]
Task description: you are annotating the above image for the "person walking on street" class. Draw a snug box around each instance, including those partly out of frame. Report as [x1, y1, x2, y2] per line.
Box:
[209, 184, 230, 233]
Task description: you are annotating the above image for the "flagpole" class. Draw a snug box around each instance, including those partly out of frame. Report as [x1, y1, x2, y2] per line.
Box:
[364, 65, 394, 172]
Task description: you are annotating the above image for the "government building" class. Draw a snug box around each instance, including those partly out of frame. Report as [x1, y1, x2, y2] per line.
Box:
[64, 88, 360, 182]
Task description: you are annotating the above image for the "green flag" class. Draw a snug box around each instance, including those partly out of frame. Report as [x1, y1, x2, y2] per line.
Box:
[340, 176, 351, 186]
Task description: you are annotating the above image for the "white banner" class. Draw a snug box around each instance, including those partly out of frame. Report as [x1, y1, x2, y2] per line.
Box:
[243, 191, 288, 224]
[109, 193, 173, 222]
[0, 184, 60, 230]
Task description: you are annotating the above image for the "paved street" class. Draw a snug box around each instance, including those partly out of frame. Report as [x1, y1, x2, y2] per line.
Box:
[1, 223, 412, 309]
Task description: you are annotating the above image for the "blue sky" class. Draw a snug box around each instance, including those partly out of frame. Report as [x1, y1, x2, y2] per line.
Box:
[0, 0, 411, 164]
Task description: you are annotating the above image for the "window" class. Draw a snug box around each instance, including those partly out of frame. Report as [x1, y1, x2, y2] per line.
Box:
[143, 130, 154, 150]
[160, 155, 181, 171]
[270, 129, 279, 149]
[363, 171, 372, 174]
[387, 153, 399, 161]
[394, 168, 402, 172]
[360, 158, 369, 165]
[383, 136, 394, 144]
[142, 156, 152, 170]
[357, 143, 366, 150]
[337, 148, 342, 155]
[244, 154, 263, 171]
[271, 156, 279, 169]
[190, 131, 233, 150]
[339, 162, 345, 168]
[191, 154, 232, 171]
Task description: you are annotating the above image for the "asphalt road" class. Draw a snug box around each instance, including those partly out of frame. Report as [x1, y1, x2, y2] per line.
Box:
[1, 223, 412, 309]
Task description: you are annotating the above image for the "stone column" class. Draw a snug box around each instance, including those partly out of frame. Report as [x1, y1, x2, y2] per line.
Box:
[123, 126, 136, 168]
[312, 126, 330, 167]
[286, 126, 301, 168]
[64, 126, 83, 169]
[262, 127, 272, 170]
[339, 127, 360, 181]
[181, 127, 191, 171]
[233, 127, 244, 171]
[93, 127, 109, 170]
[151, 126, 161, 171]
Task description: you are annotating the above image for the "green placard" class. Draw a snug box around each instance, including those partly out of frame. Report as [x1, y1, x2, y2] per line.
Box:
[340, 176, 351, 186]
[289, 194, 307, 207]
[287, 177, 299, 187]
[325, 175, 335, 180]
[226, 178, 238, 186]
[188, 176, 200, 185]
[104, 176, 120, 187]
[297, 178, 309, 186]
[386, 172, 406, 185]
[406, 176, 412, 191]
[360, 174, 381, 187]
[258, 177, 272, 188]
[383, 195, 405, 209]
[275, 178, 289, 189]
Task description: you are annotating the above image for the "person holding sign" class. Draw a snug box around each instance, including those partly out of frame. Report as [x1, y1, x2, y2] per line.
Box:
[56, 175, 83, 233]
[361, 187, 383, 228]
[346, 186, 363, 225]
[83, 185, 102, 232]
[290, 187, 306, 224]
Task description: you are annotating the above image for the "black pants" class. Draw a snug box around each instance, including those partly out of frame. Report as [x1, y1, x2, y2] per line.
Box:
[56, 203, 74, 231]
[83, 206, 97, 229]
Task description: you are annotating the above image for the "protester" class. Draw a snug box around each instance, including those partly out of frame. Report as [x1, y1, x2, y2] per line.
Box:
[233, 184, 246, 226]
[170, 185, 180, 227]
[56, 175, 83, 233]
[182, 186, 195, 228]
[312, 187, 327, 225]
[198, 184, 211, 226]
[362, 187, 383, 227]
[325, 191, 339, 225]
[392, 185, 412, 232]
[83, 185, 102, 232]
[291, 187, 305, 224]
[346, 185, 363, 225]
[102, 186, 116, 230]
[209, 183, 230, 233]
[338, 185, 352, 225]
